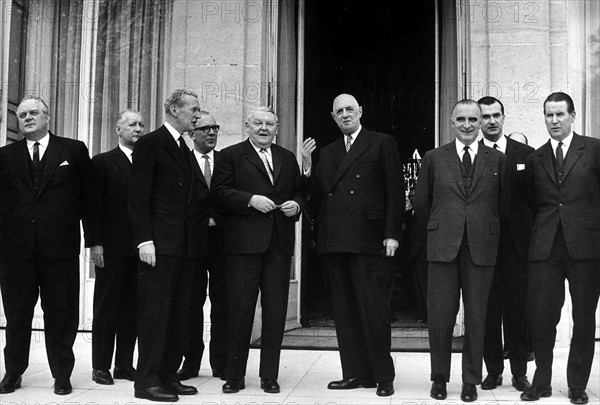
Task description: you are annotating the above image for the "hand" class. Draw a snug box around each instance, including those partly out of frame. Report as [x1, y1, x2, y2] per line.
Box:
[280, 200, 300, 217]
[139, 243, 156, 267]
[383, 238, 399, 257]
[301, 138, 316, 173]
[249, 195, 276, 213]
[90, 245, 104, 268]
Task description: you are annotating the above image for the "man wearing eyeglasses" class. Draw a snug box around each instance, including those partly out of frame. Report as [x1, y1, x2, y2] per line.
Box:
[177, 112, 229, 382]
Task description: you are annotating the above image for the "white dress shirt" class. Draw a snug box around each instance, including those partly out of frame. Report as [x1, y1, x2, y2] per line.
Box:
[26, 133, 50, 160]
[481, 135, 507, 154]
[455, 138, 478, 162]
[550, 132, 573, 158]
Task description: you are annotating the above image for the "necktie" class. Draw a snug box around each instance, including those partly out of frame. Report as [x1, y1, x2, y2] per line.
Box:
[345, 135, 353, 153]
[556, 141, 564, 170]
[462, 145, 472, 172]
[493, 143, 499, 150]
[178, 136, 187, 155]
[202, 154, 211, 188]
[260, 149, 274, 184]
[33, 142, 40, 163]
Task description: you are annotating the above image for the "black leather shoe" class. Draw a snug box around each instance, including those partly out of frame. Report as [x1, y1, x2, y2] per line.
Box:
[261, 378, 280, 393]
[176, 367, 199, 381]
[569, 388, 589, 405]
[134, 386, 178, 402]
[377, 381, 394, 397]
[212, 368, 227, 381]
[512, 375, 532, 391]
[222, 378, 245, 393]
[461, 383, 478, 402]
[162, 381, 197, 395]
[327, 377, 376, 389]
[114, 365, 136, 381]
[521, 385, 552, 401]
[0, 373, 22, 394]
[481, 373, 502, 390]
[54, 377, 72, 395]
[92, 369, 113, 385]
[430, 380, 447, 400]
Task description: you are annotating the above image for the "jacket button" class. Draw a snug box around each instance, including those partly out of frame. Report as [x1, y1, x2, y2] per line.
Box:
[356, 174, 360, 178]
[31, 219, 36, 224]
[328, 192, 333, 197]
[349, 190, 355, 195]
[178, 182, 183, 186]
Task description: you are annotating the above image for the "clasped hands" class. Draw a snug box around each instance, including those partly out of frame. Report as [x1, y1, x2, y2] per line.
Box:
[249, 195, 299, 217]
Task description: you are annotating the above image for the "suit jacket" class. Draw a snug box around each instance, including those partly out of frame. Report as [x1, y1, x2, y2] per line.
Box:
[128, 125, 208, 259]
[414, 142, 510, 266]
[308, 129, 404, 255]
[501, 137, 535, 258]
[526, 133, 600, 261]
[86, 146, 135, 257]
[0, 133, 94, 261]
[212, 139, 306, 256]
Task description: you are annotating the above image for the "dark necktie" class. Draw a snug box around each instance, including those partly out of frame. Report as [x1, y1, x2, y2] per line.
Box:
[493, 143, 499, 150]
[556, 141, 564, 170]
[178, 136, 187, 155]
[33, 142, 40, 163]
[202, 154, 211, 188]
[462, 145, 472, 172]
[345, 135, 353, 153]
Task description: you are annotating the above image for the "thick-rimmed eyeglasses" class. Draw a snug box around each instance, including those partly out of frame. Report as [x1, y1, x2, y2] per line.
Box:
[196, 125, 220, 133]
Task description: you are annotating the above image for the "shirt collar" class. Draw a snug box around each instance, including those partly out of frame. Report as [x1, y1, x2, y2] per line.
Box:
[550, 132, 573, 152]
[455, 138, 479, 155]
[164, 121, 183, 143]
[26, 132, 50, 150]
[118, 144, 133, 160]
[481, 134, 507, 153]
[346, 125, 362, 141]
[194, 149, 214, 160]
[249, 139, 271, 156]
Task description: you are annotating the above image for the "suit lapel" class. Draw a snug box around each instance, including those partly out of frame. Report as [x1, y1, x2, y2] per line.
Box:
[538, 141, 557, 186]
[243, 140, 271, 184]
[272, 146, 283, 184]
[561, 133, 584, 182]
[17, 140, 34, 193]
[470, 146, 490, 191]
[161, 127, 189, 175]
[329, 129, 371, 190]
[37, 134, 62, 197]
[112, 147, 132, 179]
[442, 144, 466, 196]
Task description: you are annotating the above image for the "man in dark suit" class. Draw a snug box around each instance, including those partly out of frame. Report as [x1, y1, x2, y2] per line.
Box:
[0, 96, 94, 395]
[477, 97, 534, 392]
[414, 99, 510, 402]
[520, 92, 600, 405]
[212, 106, 305, 394]
[301, 93, 404, 397]
[128, 89, 208, 402]
[177, 111, 228, 381]
[86, 110, 144, 385]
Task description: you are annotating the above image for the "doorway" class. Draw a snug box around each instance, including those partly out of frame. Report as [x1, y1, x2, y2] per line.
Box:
[300, 0, 437, 329]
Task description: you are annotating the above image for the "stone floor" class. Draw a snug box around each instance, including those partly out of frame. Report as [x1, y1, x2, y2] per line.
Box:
[0, 330, 598, 405]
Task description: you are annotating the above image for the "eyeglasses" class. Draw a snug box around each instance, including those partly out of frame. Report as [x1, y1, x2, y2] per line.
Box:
[196, 125, 220, 133]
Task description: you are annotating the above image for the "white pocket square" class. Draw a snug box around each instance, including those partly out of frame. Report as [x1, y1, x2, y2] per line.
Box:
[59, 161, 69, 166]
[517, 164, 525, 171]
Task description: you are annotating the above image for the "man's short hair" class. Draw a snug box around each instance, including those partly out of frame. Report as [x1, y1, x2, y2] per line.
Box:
[164, 89, 198, 116]
[246, 106, 278, 123]
[115, 109, 141, 127]
[477, 96, 504, 115]
[543, 92, 575, 114]
[452, 99, 482, 115]
[20, 95, 49, 114]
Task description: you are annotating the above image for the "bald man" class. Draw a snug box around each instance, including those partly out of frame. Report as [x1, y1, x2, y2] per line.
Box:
[302, 93, 404, 397]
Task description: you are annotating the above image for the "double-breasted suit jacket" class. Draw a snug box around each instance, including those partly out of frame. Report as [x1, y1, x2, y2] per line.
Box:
[525, 132, 600, 390]
[0, 132, 93, 379]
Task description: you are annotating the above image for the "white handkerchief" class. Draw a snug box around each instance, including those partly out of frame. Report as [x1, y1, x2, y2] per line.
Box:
[59, 161, 69, 166]
[516, 164, 525, 171]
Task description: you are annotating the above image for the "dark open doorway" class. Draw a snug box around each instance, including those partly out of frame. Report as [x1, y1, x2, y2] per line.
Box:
[300, 0, 437, 330]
